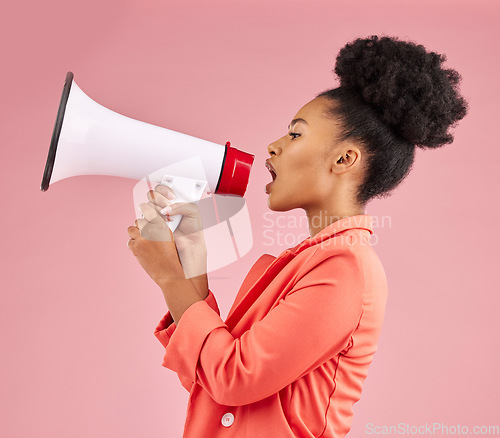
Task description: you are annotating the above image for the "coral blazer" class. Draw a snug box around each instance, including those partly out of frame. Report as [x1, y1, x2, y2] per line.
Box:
[154, 214, 388, 437]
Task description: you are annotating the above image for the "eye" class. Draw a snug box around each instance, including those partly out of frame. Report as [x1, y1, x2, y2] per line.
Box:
[288, 132, 301, 139]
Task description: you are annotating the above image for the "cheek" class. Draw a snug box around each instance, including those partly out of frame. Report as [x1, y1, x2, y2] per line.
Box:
[278, 142, 326, 185]
[295, 155, 327, 181]
[286, 150, 317, 174]
[299, 160, 332, 195]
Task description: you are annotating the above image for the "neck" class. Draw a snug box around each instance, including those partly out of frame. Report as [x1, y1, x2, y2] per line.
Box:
[306, 206, 365, 238]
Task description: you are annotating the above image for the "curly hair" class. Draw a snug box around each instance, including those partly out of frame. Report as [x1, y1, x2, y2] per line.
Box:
[316, 34, 469, 206]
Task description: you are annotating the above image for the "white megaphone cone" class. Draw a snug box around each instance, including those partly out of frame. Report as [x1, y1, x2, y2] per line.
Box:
[41, 72, 254, 198]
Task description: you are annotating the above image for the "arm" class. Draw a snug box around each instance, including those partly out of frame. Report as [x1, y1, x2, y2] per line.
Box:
[159, 250, 364, 406]
[154, 253, 275, 394]
[154, 288, 220, 393]
[154, 288, 220, 345]
[153, 240, 215, 393]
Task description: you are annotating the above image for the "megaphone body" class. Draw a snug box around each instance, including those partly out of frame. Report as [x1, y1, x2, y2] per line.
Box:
[41, 72, 254, 197]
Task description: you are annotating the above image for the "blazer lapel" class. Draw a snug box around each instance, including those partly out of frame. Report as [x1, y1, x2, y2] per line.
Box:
[223, 216, 374, 332]
[225, 250, 296, 331]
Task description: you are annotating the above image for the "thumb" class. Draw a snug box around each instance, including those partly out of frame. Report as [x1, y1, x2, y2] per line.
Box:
[161, 201, 199, 218]
[139, 202, 165, 225]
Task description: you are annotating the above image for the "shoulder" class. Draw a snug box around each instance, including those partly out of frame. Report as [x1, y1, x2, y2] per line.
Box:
[291, 231, 386, 296]
[295, 233, 370, 277]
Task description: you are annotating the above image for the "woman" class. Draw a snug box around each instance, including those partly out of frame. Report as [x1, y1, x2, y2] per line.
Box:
[127, 35, 468, 437]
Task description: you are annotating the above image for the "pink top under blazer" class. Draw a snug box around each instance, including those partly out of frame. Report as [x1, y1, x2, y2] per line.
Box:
[154, 214, 388, 437]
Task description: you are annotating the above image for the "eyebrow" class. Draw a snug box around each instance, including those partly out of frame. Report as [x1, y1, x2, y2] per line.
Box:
[288, 118, 309, 129]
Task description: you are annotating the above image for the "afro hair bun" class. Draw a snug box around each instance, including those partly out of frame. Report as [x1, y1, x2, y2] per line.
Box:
[334, 35, 469, 148]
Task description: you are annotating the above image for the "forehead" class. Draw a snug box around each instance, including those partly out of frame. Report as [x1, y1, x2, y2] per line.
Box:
[291, 97, 335, 128]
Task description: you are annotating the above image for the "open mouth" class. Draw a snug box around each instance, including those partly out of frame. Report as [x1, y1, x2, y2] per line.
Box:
[266, 163, 277, 181]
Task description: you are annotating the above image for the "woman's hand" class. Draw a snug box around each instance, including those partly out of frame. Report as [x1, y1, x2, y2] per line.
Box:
[127, 202, 184, 289]
[147, 184, 208, 297]
[146, 184, 207, 254]
[128, 184, 209, 299]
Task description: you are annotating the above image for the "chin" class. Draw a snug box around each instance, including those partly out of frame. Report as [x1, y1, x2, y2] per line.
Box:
[267, 195, 292, 212]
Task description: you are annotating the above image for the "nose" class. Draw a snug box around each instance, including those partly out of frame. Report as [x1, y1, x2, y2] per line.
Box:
[267, 140, 280, 156]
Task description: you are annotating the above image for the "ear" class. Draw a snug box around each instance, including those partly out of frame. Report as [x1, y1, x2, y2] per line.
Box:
[332, 147, 361, 174]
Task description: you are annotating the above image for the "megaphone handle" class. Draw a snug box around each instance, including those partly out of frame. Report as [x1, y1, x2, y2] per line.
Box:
[159, 175, 207, 233]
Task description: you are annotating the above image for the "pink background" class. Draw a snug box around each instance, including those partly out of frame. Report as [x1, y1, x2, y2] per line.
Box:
[1, 0, 498, 436]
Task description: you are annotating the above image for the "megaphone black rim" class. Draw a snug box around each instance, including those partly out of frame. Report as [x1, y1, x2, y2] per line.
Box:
[214, 143, 228, 194]
[41, 71, 74, 191]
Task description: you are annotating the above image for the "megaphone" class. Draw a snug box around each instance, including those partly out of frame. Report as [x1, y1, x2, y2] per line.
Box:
[40, 72, 254, 198]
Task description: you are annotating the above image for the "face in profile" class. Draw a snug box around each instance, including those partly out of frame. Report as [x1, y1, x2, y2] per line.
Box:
[266, 96, 349, 214]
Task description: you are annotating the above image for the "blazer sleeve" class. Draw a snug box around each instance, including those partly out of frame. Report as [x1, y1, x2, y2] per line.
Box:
[154, 288, 221, 393]
[157, 249, 364, 406]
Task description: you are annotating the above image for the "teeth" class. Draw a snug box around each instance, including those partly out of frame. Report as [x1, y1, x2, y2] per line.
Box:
[266, 164, 276, 180]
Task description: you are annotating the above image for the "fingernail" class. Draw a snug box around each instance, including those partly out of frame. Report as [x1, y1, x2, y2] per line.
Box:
[163, 187, 176, 199]
[161, 205, 172, 214]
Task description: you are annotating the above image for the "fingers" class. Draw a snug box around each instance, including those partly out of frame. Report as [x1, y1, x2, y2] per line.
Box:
[147, 189, 172, 209]
[141, 200, 173, 221]
[160, 201, 198, 217]
[138, 202, 164, 224]
[153, 184, 176, 201]
[135, 218, 149, 230]
[141, 221, 174, 242]
[147, 190, 174, 221]
[127, 226, 137, 250]
[155, 203, 174, 220]
[131, 208, 174, 243]
[127, 226, 141, 239]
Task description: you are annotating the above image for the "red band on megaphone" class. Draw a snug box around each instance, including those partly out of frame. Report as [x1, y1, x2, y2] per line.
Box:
[216, 143, 254, 197]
